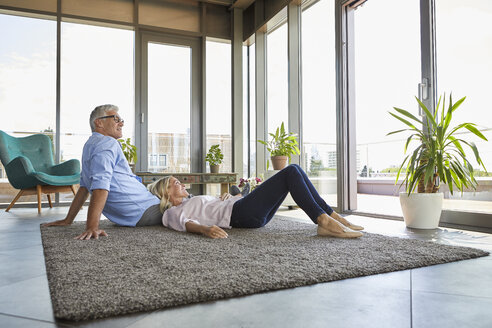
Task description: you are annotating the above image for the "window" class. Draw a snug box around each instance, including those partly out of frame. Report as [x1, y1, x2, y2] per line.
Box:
[354, 0, 421, 215]
[243, 44, 249, 177]
[60, 22, 134, 166]
[147, 41, 191, 173]
[149, 154, 167, 170]
[301, 0, 337, 206]
[435, 0, 492, 214]
[0, 13, 56, 205]
[242, 42, 256, 179]
[267, 18, 288, 156]
[205, 39, 231, 195]
[206, 39, 232, 173]
[249, 43, 257, 177]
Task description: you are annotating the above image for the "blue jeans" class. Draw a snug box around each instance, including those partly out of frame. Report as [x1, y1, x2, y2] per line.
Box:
[230, 164, 333, 228]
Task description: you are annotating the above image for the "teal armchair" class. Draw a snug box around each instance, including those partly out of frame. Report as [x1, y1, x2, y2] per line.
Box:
[0, 130, 80, 213]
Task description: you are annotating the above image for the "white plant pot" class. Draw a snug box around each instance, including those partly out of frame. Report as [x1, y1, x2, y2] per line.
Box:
[399, 192, 443, 229]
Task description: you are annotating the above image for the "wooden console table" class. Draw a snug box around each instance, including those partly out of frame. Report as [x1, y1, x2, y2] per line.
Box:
[136, 172, 238, 194]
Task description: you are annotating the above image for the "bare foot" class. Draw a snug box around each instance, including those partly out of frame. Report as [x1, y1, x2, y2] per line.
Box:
[317, 214, 363, 238]
[330, 211, 364, 231]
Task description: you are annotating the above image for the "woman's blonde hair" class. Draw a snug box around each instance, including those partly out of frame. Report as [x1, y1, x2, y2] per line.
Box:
[147, 176, 174, 213]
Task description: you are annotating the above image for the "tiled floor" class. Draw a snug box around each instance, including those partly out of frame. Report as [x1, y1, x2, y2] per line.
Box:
[0, 206, 491, 328]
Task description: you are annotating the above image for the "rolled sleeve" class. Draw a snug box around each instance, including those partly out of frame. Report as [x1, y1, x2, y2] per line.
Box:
[182, 218, 200, 231]
[88, 149, 115, 191]
[86, 139, 118, 192]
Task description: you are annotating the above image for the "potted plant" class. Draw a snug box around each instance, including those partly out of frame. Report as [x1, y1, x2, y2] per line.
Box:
[258, 122, 300, 170]
[118, 138, 137, 173]
[387, 93, 488, 229]
[206, 144, 224, 173]
[239, 176, 263, 191]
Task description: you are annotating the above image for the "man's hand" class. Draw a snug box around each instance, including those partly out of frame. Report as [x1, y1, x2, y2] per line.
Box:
[75, 189, 109, 240]
[203, 225, 228, 239]
[75, 228, 108, 240]
[42, 218, 72, 227]
[42, 187, 89, 228]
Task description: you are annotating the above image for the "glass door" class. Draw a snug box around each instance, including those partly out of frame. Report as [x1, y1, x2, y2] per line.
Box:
[139, 33, 201, 173]
[353, 0, 421, 216]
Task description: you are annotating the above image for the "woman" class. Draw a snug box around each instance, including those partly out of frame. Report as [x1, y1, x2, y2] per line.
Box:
[147, 164, 363, 239]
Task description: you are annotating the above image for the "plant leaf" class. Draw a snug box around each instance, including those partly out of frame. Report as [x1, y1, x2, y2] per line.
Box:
[392, 107, 423, 124]
[388, 112, 418, 130]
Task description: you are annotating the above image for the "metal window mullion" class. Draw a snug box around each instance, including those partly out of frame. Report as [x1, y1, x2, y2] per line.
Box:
[138, 33, 148, 173]
[287, 2, 302, 166]
[232, 8, 244, 178]
[55, 0, 61, 205]
[255, 29, 267, 176]
[134, 0, 144, 173]
[247, 46, 251, 177]
[335, 0, 357, 212]
[191, 39, 203, 176]
[420, 0, 437, 115]
[200, 4, 207, 178]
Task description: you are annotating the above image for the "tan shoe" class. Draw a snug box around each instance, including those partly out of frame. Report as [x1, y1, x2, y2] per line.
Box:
[331, 213, 364, 231]
[317, 225, 363, 238]
[345, 222, 364, 231]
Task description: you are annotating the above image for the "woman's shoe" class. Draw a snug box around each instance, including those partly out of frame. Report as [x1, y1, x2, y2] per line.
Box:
[345, 222, 364, 231]
[317, 225, 363, 238]
[331, 213, 364, 231]
[240, 182, 250, 196]
[229, 185, 241, 196]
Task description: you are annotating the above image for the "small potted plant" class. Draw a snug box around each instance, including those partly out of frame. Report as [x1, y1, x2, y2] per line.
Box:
[118, 138, 137, 173]
[387, 93, 488, 229]
[258, 122, 300, 170]
[239, 176, 263, 191]
[206, 144, 224, 173]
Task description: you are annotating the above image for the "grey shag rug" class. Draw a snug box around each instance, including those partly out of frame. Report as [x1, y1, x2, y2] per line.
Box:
[41, 218, 489, 321]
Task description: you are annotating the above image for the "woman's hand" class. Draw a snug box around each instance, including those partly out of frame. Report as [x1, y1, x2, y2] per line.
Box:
[220, 193, 233, 201]
[204, 225, 228, 239]
[185, 222, 228, 239]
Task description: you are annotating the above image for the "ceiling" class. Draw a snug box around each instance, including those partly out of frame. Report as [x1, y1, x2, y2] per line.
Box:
[198, 0, 255, 9]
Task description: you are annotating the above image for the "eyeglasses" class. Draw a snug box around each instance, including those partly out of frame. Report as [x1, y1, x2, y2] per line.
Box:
[97, 115, 124, 124]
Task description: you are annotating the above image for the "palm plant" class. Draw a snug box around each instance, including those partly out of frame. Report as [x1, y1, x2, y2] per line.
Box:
[387, 94, 488, 195]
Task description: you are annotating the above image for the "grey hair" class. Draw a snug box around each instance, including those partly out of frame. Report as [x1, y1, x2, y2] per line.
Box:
[89, 104, 119, 132]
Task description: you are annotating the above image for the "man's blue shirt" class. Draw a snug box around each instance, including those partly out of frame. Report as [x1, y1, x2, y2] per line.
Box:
[80, 132, 159, 226]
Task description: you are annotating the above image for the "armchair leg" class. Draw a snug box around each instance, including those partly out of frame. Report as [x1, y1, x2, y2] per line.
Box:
[36, 185, 43, 214]
[47, 194, 53, 208]
[6, 185, 76, 213]
[5, 190, 25, 212]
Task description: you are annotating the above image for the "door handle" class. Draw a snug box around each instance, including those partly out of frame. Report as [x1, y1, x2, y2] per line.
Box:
[418, 78, 429, 116]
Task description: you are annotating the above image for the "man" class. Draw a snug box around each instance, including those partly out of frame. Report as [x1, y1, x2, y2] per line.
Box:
[43, 105, 161, 240]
